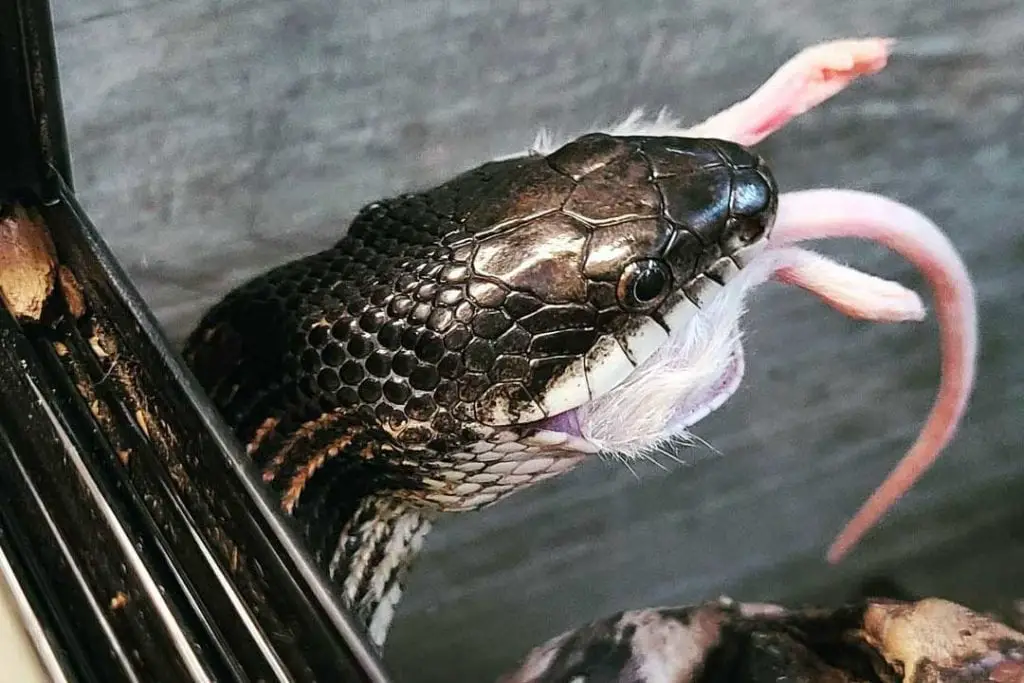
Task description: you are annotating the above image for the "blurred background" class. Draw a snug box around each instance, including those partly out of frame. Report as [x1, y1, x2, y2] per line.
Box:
[54, 1, 1022, 680]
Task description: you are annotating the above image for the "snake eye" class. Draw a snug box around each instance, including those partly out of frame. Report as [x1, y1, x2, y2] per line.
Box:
[617, 259, 672, 311]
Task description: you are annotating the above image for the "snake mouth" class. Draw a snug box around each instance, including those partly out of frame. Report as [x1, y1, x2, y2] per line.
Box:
[529, 187, 954, 463]
[530, 187, 977, 566]
[537, 342, 745, 440]
[532, 249, 769, 457]
[489, 39, 975, 561]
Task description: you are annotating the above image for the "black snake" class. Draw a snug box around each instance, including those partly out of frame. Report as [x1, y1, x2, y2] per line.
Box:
[180, 38, 981, 678]
[183, 133, 776, 644]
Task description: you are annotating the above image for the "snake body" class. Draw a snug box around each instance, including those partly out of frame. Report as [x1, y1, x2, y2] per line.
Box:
[183, 132, 778, 644]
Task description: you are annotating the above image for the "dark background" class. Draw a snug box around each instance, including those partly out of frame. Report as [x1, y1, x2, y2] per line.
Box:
[54, 1, 1022, 681]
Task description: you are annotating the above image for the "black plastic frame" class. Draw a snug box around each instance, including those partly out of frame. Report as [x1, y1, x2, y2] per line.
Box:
[0, 1, 393, 680]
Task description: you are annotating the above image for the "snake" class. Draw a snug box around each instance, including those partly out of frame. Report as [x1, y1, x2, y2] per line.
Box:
[183, 132, 777, 645]
[181, 39, 978, 674]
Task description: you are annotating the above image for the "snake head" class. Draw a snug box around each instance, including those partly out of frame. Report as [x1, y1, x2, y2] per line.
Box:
[443, 134, 778, 455]
[184, 132, 781, 514]
[186, 39, 975, 564]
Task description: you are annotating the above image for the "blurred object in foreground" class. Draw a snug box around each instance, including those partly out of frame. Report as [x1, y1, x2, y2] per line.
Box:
[502, 597, 1024, 683]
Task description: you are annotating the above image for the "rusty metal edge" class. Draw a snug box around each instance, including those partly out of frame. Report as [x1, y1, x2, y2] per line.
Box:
[0, 0, 394, 680]
[0, 0, 72, 198]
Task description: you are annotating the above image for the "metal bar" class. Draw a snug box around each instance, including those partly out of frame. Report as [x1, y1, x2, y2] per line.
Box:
[0, 0, 395, 679]
[0, 535, 75, 682]
[0, 0, 73, 196]
[0, 307, 215, 683]
[46, 177, 392, 682]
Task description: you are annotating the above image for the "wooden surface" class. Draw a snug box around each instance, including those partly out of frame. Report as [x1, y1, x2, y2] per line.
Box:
[53, 1, 1023, 680]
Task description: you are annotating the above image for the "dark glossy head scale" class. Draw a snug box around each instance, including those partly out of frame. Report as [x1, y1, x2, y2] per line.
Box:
[184, 132, 778, 513]
[421, 132, 780, 425]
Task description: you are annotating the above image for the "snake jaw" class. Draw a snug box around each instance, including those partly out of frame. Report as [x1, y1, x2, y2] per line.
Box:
[188, 37, 972, 567]
[567, 252, 775, 458]
[531, 36, 977, 561]
[494, 37, 899, 458]
[464, 133, 776, 431]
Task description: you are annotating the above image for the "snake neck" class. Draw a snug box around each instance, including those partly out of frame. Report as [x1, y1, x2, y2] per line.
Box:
[294, 483, 433, 648]
[268, 431, 434, 648]
[323, 495, 432, 647]
[223, 406, 437, 646]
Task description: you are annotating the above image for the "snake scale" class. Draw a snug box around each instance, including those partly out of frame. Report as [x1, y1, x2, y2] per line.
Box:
[184, 133, 776, 643]
[181, 39, 980, 673]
